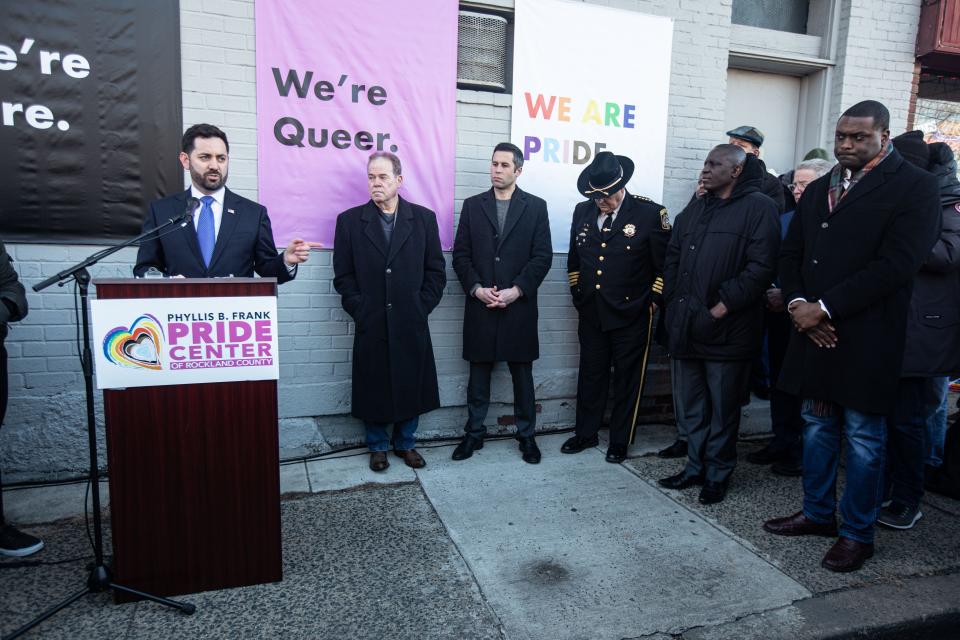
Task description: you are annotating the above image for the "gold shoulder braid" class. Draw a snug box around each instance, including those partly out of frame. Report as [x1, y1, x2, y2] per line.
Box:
[659, 208, 671, 231]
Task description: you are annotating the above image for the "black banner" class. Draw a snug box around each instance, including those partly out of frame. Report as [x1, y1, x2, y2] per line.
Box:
[0, 1, 182, 244]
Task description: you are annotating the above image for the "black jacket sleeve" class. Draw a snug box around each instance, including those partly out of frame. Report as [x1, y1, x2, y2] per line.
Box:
[0, 240, 27, 325]
[419, 209, 447, 314]
[332, 213, 363, 318]
[512, 200, 553, 296]
[717, 199, 780, 313]
[452, 199, 481, 295]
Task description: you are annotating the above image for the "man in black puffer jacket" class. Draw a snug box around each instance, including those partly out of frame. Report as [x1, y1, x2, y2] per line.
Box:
[880, 132, 960, 530]
[658, 145, 780, 504]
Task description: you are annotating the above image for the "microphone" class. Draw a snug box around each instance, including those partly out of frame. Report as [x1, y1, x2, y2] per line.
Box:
[172, 197, 201, 224]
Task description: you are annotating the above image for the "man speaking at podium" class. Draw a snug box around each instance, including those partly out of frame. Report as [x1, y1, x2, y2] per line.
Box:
[135, 124, 315, 279]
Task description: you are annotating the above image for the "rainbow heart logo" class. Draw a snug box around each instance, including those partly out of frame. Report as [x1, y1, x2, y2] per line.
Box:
[102, 314, 164, 370]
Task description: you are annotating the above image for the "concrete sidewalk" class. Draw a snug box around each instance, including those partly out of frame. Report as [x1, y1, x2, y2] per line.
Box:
[1, 428, 958, 639]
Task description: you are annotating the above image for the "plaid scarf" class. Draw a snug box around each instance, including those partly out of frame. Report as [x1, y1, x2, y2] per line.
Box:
[826, 142, 893, 213]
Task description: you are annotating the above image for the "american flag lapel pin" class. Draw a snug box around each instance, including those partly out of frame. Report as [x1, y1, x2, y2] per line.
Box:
[227, 208, 236, 214]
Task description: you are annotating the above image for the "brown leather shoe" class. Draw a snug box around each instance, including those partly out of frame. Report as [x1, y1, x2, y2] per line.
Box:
[821, 536, 874, 572]
[763, 511, 838, 537]
[369, 451, 389, 472]
[394, 448, 426, 469]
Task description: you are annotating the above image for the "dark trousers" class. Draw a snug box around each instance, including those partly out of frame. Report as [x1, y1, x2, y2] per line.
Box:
[767, 311, 803, 463]
[886, 376, 942, 508]
[574, 314, 652, 446]
[674, 358, 751, 483]
[465, 361, 535, 439]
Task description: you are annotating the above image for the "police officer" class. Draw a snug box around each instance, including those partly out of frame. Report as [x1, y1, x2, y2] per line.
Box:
[562, 152, 671, 462]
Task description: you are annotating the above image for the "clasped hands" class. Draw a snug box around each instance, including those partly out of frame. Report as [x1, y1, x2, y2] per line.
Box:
[788, 300, 838, 348]
[475, 285, 521, 308]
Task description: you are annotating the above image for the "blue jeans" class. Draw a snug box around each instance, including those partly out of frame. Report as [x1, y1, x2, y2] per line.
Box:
[801, 402, 886, 544]
[924, 377, 949, 467]
[365, 416, 419, 452]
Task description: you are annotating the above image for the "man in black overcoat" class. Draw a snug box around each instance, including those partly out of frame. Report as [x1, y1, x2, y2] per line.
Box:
[451, 143, 553, 464]
[562, 152, 671, 464]
[763, 101, 940, 573]
[333, 152, 446, 472]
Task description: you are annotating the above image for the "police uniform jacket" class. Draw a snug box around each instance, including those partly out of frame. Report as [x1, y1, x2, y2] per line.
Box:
[567, 192, 670, 331]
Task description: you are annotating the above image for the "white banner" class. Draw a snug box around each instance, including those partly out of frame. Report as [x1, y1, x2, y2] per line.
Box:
[91, 297, 280, 389]
[510, 0, 673, 252]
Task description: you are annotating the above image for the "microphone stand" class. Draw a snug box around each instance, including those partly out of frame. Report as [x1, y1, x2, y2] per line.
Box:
[4, 213, 198, 640]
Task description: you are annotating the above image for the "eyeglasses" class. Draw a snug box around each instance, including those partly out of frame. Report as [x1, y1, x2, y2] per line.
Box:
[788, 182, 810, 191]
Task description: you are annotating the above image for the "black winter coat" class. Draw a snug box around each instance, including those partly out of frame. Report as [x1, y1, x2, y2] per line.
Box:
[333, 198, 446, 423]
[663, 154, 780, 360]
[901, 142, 960, 377]
[0, 240, 28, 341]
[758, 158, 786, 213]
[778, 148, 940, 414]
[452, 187, 552, 362]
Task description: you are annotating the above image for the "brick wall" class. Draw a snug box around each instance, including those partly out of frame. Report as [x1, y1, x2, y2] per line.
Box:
[828, 0, 922, 134]
[0, 0, 920, 479]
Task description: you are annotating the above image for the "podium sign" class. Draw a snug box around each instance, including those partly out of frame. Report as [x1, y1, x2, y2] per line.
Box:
[91, 296, 279, 389]
[96, 278, 283, 600]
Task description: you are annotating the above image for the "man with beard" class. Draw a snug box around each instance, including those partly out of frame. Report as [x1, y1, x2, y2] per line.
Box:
[333, 152, 446, 472]
[763, 101, 940, 572]
[136, 124, 316, 279]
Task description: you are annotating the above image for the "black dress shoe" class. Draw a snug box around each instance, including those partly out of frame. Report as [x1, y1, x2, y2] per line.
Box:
[763, 511, 838, 537]
[561, 434, 599, 454]
[821, 536, 874, 572]
[605, 443, 627, 464]
[452, 435, 483, 461]
[771, 460, 803, 477]
[658, 471, 704, 489]
[657, 439, 687, 459]
[746, 444, 786, 465]
[518, 437, 541, 464]
[698, 480, 728, 504]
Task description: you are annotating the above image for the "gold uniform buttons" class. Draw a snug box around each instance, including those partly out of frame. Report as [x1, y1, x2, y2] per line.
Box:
[596, 270, 602, 275]
[601, 242, 607, 248]
[595, 284, 601, 290]
[599, 256, 604, 261]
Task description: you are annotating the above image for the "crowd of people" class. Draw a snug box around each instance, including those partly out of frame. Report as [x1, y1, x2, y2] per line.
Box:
[2, 101, 958, 577]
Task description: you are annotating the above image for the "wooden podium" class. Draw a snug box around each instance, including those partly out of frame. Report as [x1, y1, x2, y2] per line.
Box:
[95, 278, 282, 601]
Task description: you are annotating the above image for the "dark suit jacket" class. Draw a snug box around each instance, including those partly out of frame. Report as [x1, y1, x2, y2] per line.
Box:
[778, 148, 940, 414]
[567, 192, 670, 332]
[134, 188, 294, 283]
[452, 187, 553, 362]
[333, 197, 446, 423]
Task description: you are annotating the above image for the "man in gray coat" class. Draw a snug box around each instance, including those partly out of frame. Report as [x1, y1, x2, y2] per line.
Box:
[451, 143, 553, 464]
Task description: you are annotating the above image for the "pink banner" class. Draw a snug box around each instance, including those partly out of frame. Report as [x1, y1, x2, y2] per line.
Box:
[255, 0, 458, 249]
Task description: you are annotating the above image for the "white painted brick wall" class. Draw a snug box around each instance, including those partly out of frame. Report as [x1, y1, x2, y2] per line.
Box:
[0, 0, 923, 479]
[828, 0, 921, 137]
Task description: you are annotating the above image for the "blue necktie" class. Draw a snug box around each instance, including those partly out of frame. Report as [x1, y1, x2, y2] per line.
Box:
[197, 195, 215, 267]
